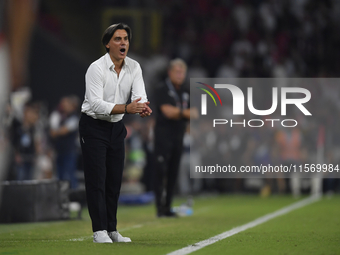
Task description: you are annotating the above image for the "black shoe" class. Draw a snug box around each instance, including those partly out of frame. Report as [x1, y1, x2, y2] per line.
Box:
[163, 210, 178, 218]
[156, 207, 164, 218]
[157, 212, 164, 218]
[157, 208, 178, 218]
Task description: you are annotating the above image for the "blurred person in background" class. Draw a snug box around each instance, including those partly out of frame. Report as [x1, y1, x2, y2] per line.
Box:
[49, 95, 80, 189]
[275, 126, 304, 197]
[153, 58, 198, 217]
[79, 23, 152, 243]
[178, 126, 203, 195]
[11, 101, 40, 180]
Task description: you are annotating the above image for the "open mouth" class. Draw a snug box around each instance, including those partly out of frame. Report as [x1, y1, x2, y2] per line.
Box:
[120, 48, 126, 53]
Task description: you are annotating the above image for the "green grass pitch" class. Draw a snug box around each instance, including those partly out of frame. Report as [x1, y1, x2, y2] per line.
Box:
[0, 195, 339, 255]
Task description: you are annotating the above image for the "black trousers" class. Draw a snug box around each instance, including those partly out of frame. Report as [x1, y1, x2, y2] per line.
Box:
[153, 133, 183, 212]
[79, 113, 126, 232]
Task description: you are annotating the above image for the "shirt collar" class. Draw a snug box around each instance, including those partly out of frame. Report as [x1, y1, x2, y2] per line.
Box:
[105, 53, 128, 71]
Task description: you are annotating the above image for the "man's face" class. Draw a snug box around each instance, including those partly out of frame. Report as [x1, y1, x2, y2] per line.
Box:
[106, 29, 129, 61]
[61, 98, 73, 113]
[24, 107, 39, 125]
[168, 65, 186, 87]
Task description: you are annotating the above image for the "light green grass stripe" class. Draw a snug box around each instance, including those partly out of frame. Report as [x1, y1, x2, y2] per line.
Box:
[167, 195, 321, 255]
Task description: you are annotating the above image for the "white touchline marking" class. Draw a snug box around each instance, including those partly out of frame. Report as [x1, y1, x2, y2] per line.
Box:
[167, 195, 321, 255]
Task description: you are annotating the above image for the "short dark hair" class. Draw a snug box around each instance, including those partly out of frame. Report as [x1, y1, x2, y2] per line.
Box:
[102, 23, 132, 53]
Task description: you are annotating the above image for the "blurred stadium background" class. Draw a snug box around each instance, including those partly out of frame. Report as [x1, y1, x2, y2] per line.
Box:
[0, 1, 340, 251]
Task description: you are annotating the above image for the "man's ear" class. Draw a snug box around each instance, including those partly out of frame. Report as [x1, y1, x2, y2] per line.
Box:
[106, 44, 109, 50]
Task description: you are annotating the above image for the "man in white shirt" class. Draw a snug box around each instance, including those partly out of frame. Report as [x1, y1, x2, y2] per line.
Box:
[50, 96, 79, 189]
[79, 23, 152, 243]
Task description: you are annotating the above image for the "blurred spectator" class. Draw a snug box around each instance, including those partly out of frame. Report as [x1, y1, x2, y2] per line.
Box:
[121, 120, 147, 194]
[11, 101, 40, 180]
[187, 58, 208, 79]
[233, 2, 253, 33]
[178, 127, 203, 195]
[49, 95, 80, 189]
[216, 59, 239, 78]
[153, 58, 198, 217]
[275, 126, 304, 196]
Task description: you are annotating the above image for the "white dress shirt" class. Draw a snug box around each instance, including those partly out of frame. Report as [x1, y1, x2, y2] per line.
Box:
[50, 111, 78, 131]
[81, 53, 148, 122]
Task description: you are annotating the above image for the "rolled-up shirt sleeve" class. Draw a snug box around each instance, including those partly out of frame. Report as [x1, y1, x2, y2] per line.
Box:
[131, 63, 148, 103]
[85, 63, 115, 115]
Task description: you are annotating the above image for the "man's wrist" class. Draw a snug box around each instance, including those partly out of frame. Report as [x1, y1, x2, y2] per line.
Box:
[125, 104, 129, 114]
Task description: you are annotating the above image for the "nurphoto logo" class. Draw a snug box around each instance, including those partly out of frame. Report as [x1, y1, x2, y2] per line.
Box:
[197, 82, 312, 128]
[190, 78, 340, 179]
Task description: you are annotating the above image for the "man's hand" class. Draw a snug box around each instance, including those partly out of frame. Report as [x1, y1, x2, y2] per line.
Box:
[127, 98, 147, 114]
[190, 107, 199, 119]
[50, 126, 70, 138]
[139, 101, 152, 118]
[160, 105, 198, 120]
[110, 99, 151, 115]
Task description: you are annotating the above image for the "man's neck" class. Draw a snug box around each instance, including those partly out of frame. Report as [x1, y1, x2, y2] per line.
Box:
[109, 54, 124, 71]
[173, 83, 181, 91]
[23, 121, 32, 129]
